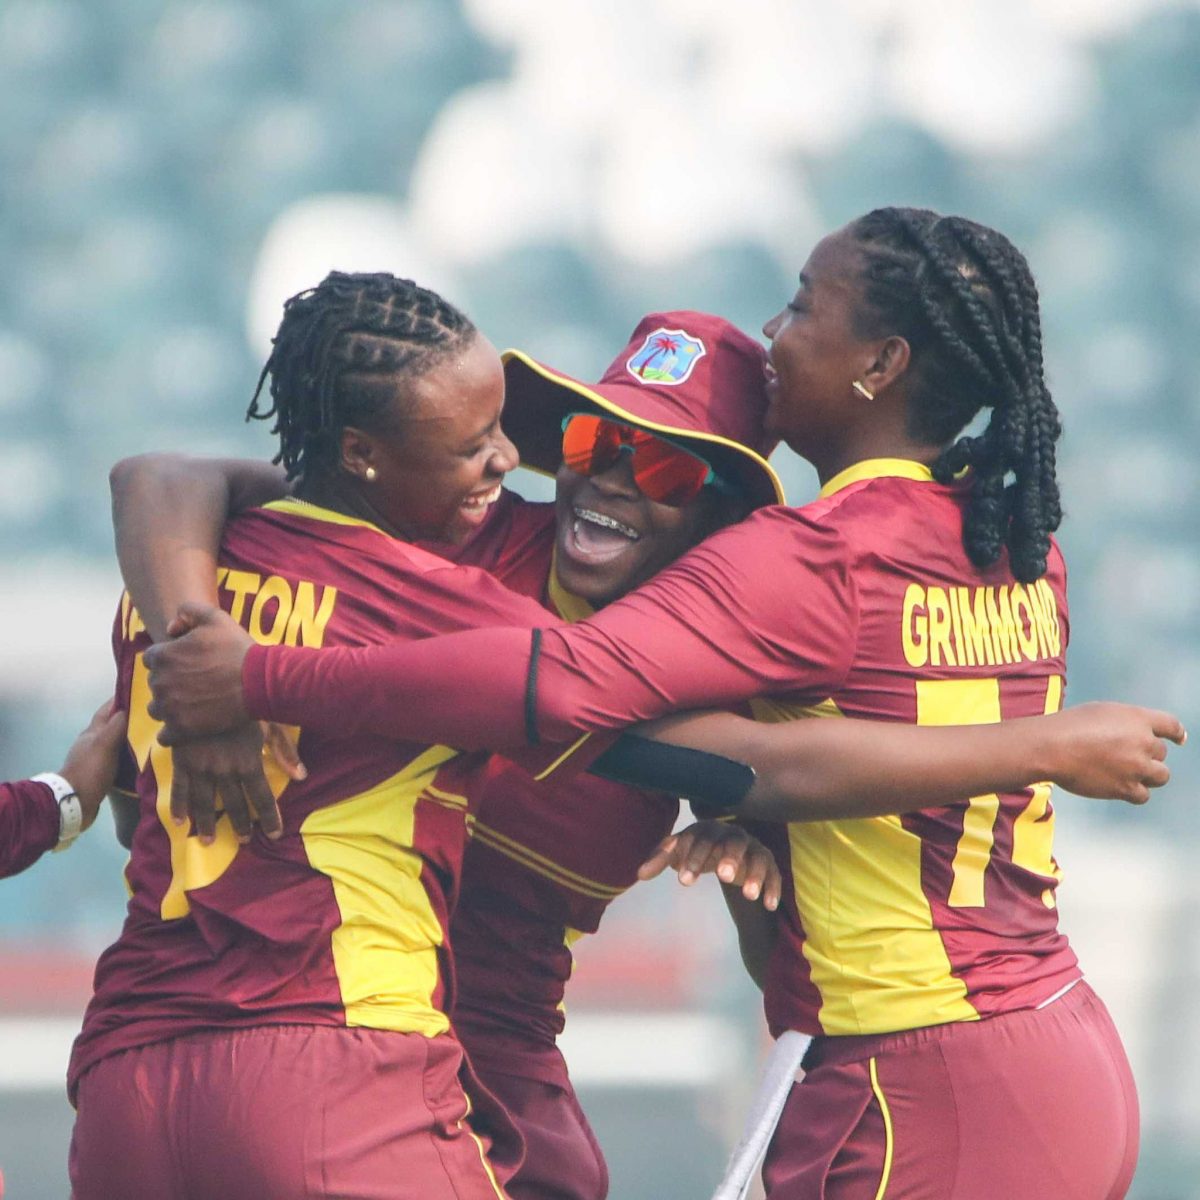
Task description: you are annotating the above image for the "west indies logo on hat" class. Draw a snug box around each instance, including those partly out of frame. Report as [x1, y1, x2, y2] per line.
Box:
[625, 327, 706, 386]
[501, 309, 786, 509]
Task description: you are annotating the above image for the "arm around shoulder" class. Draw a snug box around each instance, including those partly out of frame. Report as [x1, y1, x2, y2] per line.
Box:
[111, 454, 288, 641]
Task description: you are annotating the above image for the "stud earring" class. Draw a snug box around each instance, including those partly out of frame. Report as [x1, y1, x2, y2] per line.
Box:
[365, 466, 377, 482]
[851, 380, 875, 401]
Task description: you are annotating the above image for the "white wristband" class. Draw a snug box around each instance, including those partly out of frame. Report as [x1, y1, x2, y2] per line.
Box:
[31, 772, 84, 848]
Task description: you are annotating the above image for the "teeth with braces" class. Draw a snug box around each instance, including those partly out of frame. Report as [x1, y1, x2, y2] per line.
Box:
[574, 507, 640, 540]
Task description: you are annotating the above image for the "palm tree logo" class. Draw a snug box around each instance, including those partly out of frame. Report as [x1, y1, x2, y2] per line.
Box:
[639, 334, 680, 377]
[626, 328, 706, 386]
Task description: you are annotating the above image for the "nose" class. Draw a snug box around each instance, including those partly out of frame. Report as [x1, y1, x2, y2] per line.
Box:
[588, 447, 641, 498]
[762, 311, 782, 340]
[489, 428, 520, 476]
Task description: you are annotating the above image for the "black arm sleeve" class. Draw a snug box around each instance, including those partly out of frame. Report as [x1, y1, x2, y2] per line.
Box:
[588, 733, 756, 815]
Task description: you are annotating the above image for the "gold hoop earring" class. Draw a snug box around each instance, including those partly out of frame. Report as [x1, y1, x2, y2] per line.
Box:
[851, 380, 875, 401]
[364, 466, 377, 482]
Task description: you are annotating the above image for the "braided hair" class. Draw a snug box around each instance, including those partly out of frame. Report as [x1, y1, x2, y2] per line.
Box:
[247, 271, 477, 484]
[849, 207, 1062, 583]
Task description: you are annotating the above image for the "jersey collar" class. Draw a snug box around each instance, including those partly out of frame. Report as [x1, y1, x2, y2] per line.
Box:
[547, 551, 596, 622]
[263, 496, 389, 533]
[818, 458, 935, 499]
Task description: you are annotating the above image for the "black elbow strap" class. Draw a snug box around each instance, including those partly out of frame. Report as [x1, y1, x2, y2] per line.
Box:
[589, 733, 756, 814]
[525, 628, 542, 746]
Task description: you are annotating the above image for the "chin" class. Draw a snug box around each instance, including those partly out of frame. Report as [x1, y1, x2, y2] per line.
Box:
[554, 563, 619, 608]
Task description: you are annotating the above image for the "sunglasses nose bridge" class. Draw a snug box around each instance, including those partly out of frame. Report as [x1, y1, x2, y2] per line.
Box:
[587, 442, 643, 496]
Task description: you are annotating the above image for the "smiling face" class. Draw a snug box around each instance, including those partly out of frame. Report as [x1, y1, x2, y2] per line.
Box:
[761, 226, 879, 465]
[552, 447, 736, 607]
[343, 333, 518, 544]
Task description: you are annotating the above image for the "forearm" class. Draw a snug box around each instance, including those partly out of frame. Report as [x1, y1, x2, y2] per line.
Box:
[639, 711, 1060, 822]
[0, 781, 60, 879]
[741, 716, 1065, 819]
[110, 454, 287, 641]
[722, 884, 777, 990]
[242, 631, 535, 749]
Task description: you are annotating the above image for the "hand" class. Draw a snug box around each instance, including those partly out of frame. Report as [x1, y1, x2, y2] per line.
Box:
[59, 701, 129, 831]
[168, 721, 305, 845]
[143, 603, 255, 742]
[638, 820, 782, 910]
[1046, 703, 1186, 804]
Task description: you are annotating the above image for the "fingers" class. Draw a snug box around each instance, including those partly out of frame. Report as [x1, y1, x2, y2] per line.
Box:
[641, 823, 781, 908]
[1148, 710, 1187, 746]
[165, 601, 217, 639]
[244, 768, 284, 841]
[98, 706, 128, 749]
[169, 764, 190, 827]
[736, 850, 779, 909]
[216, 774, 255, 844]
[263, 723, 307, 782]
[680, 831, 723, 885]
[184, 771, 219, 845]
[637, 836, 679, 881]
[164, 613, 193, 639]
[1143, 760, 1170, 788]
[763, 860, 782, 912]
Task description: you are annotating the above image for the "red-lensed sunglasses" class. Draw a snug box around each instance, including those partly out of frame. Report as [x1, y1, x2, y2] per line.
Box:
[560, 412, 734, 507]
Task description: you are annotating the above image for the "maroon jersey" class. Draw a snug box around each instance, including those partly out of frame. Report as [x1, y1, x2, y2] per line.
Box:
[0, 779, 59, 878]
[246, 460, 1077, 1037]
[418, 486, 560, 600]
[433, 489, 678, 1086]
[452, 756, 677, 1086]
[69, 498, 564, 1100]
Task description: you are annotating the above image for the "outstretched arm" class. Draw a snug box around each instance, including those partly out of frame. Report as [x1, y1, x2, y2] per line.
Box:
[0, 703, 128, 879]
[633, 702, 1186, 820]
[111, 454, 287, 641]
[143, 512, 857, 747]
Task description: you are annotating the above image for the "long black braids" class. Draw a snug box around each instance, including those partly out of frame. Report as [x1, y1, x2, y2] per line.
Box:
[247, 271, 477, 485]
[850, 207, 1063, 583]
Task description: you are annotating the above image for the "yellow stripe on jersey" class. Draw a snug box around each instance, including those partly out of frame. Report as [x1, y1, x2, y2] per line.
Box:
[263, 496, 389, 534]
[818, 458, 934, 499]
[470, 821, 625, 900]
[754, 696, 978, 1035]
[532, 731, 594, 781]
[300, 743, 461, 1037]
[423, 784, 469, 811]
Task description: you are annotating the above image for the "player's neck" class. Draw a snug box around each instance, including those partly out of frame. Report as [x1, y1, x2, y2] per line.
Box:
[295, 476, 416, 541]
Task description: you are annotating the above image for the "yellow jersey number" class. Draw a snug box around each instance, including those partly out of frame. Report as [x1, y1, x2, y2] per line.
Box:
[916, 675, 1064, 909]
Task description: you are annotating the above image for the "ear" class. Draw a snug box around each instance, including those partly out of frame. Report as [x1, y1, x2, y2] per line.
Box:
[339, 426, 377, 480]
[862, 335, 911, 398]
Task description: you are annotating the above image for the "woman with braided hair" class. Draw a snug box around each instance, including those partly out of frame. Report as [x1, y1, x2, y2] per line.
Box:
[69, 270, 562, 1200]
[143, 208, 1165, 1198]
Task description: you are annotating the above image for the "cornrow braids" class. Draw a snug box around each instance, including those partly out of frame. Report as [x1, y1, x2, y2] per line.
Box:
[850, 207, 1063, 583]
[247, 271, 477, 485]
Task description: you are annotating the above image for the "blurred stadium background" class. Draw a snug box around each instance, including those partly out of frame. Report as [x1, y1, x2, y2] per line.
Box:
[0, 0, 1198, 1195]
